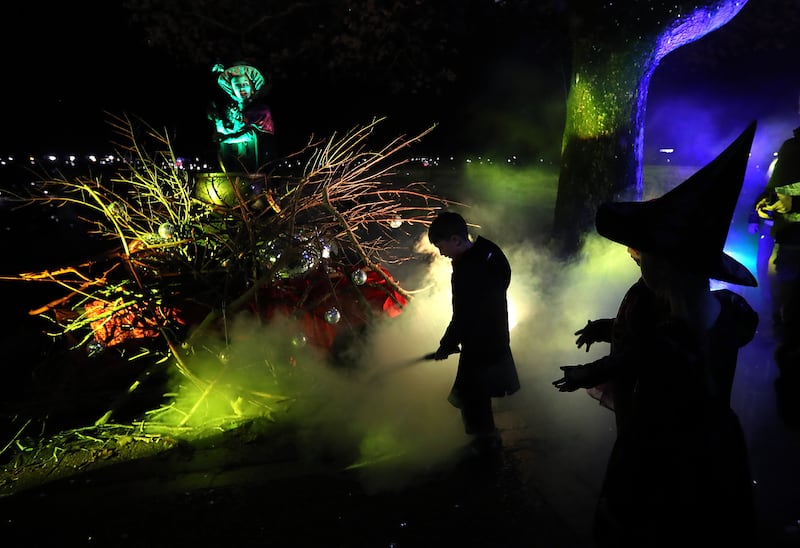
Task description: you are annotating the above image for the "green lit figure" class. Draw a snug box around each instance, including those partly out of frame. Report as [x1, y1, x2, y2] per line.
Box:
[210, 62, 275, 173]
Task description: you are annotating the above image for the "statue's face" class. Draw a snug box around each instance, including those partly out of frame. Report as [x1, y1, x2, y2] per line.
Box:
[230, 75, 254, 102]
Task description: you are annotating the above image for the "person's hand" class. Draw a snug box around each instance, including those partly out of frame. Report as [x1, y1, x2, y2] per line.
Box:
[755, 198, 773, 220]
[575, 319, 609, 352]
[552, 365, 590, 392]
[424, 347, 457, 361]
[553, 367, 579, 392]
[756, 195, 791, 218]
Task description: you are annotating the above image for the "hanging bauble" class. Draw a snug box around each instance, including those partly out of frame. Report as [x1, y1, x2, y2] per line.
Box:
[194, 172, 251, 207]
[292, 333, 308, 348]
[324, 307, 341, 324]
[86, 339, 104, 356]
[108, 201, 129, 221]
[257, 238, 283, 267]
[278, 246, 320, 279]
[158, 222, 177, 239]
[351, 269, 368, 286]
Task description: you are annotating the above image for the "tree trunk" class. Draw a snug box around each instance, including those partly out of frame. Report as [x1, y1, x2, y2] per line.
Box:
[550, 0, 750, 258]
[551, 42, 657, 257]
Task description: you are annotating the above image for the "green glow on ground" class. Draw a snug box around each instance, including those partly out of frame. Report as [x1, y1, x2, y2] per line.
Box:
[346, 427, 407, 470]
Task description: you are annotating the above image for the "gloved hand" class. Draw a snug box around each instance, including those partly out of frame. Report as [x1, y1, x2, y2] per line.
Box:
[755, 197, 776, 219]
[574, 319, 611, 352]
[423, 347, 457, 361]
[552, 365, 592, 392]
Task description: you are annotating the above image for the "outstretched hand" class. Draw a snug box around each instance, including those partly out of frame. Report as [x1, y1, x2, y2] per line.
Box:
[575, 320, 601, 352]
[552, 365, 582, 392]
[423, 347, 459, 361]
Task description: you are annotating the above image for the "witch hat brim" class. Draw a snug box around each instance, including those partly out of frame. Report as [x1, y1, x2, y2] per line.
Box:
[595, 121, 758, 287]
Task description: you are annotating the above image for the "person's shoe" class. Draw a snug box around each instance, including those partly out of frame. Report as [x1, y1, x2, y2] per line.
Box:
[466, 431, 503, 458]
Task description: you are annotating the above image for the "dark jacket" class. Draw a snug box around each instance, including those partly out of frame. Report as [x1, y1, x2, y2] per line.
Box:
[756, 126, 800, 242]
[576, 278, 663, 422]
[590, 289, 759, 547]
[440, 236, 520, 405]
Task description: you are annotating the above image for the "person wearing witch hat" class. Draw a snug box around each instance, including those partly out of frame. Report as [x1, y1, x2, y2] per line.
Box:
[209, 61, 275, 173]
[553, 122, 760, 547]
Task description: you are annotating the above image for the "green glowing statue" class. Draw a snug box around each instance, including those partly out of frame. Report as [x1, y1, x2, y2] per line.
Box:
[210, 62, 275, 173]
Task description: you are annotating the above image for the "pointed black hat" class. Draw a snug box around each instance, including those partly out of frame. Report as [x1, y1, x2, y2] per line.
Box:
[595, 120, 758, 287]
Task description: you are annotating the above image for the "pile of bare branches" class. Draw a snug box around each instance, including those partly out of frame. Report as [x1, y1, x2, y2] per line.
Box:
[1, 114, 455, 433]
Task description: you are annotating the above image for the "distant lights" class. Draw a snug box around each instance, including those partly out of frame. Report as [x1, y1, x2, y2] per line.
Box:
[0, 151, 568, 171]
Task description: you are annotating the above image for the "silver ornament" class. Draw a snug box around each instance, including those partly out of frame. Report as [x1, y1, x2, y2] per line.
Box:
[108, 201, 129, 220]
[351, 269, 368, 286]
[86, 340, 104, 356]
[292, 333, 308, 348]
[324, 307, 341, 324]
[158, 222, 176, 239]
[257, 238, 284, 266]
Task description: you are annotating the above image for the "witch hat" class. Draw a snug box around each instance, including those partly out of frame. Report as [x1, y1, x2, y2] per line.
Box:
[595, 120, 758, 286]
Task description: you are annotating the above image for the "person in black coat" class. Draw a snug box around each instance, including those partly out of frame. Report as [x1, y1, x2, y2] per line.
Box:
[554, 123, 760, 547]
[426, 212, 520, 453]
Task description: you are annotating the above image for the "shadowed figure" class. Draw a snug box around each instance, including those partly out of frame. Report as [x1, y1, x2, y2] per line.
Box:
[553, 122, 760, 547]
[752, 119, 800, 363]
[425, 212, 520, 457]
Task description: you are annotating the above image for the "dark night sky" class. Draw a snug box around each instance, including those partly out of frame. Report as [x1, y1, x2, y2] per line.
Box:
[1, 2, 798, 163]
[0, 4, 193, 154]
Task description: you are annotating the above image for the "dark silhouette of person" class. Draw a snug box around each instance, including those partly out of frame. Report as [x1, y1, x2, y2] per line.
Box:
[572, 248, 662, 414]
[209, 61, 275, 173]
[554, 122, 760, 547]
[750, 104, 800, 361]
[426, 212, 520, 456]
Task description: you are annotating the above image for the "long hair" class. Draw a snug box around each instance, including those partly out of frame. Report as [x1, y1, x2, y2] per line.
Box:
[639, 251, 712, 329]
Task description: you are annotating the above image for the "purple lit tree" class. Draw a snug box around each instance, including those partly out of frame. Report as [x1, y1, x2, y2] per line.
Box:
[551, 0, 750, 255]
